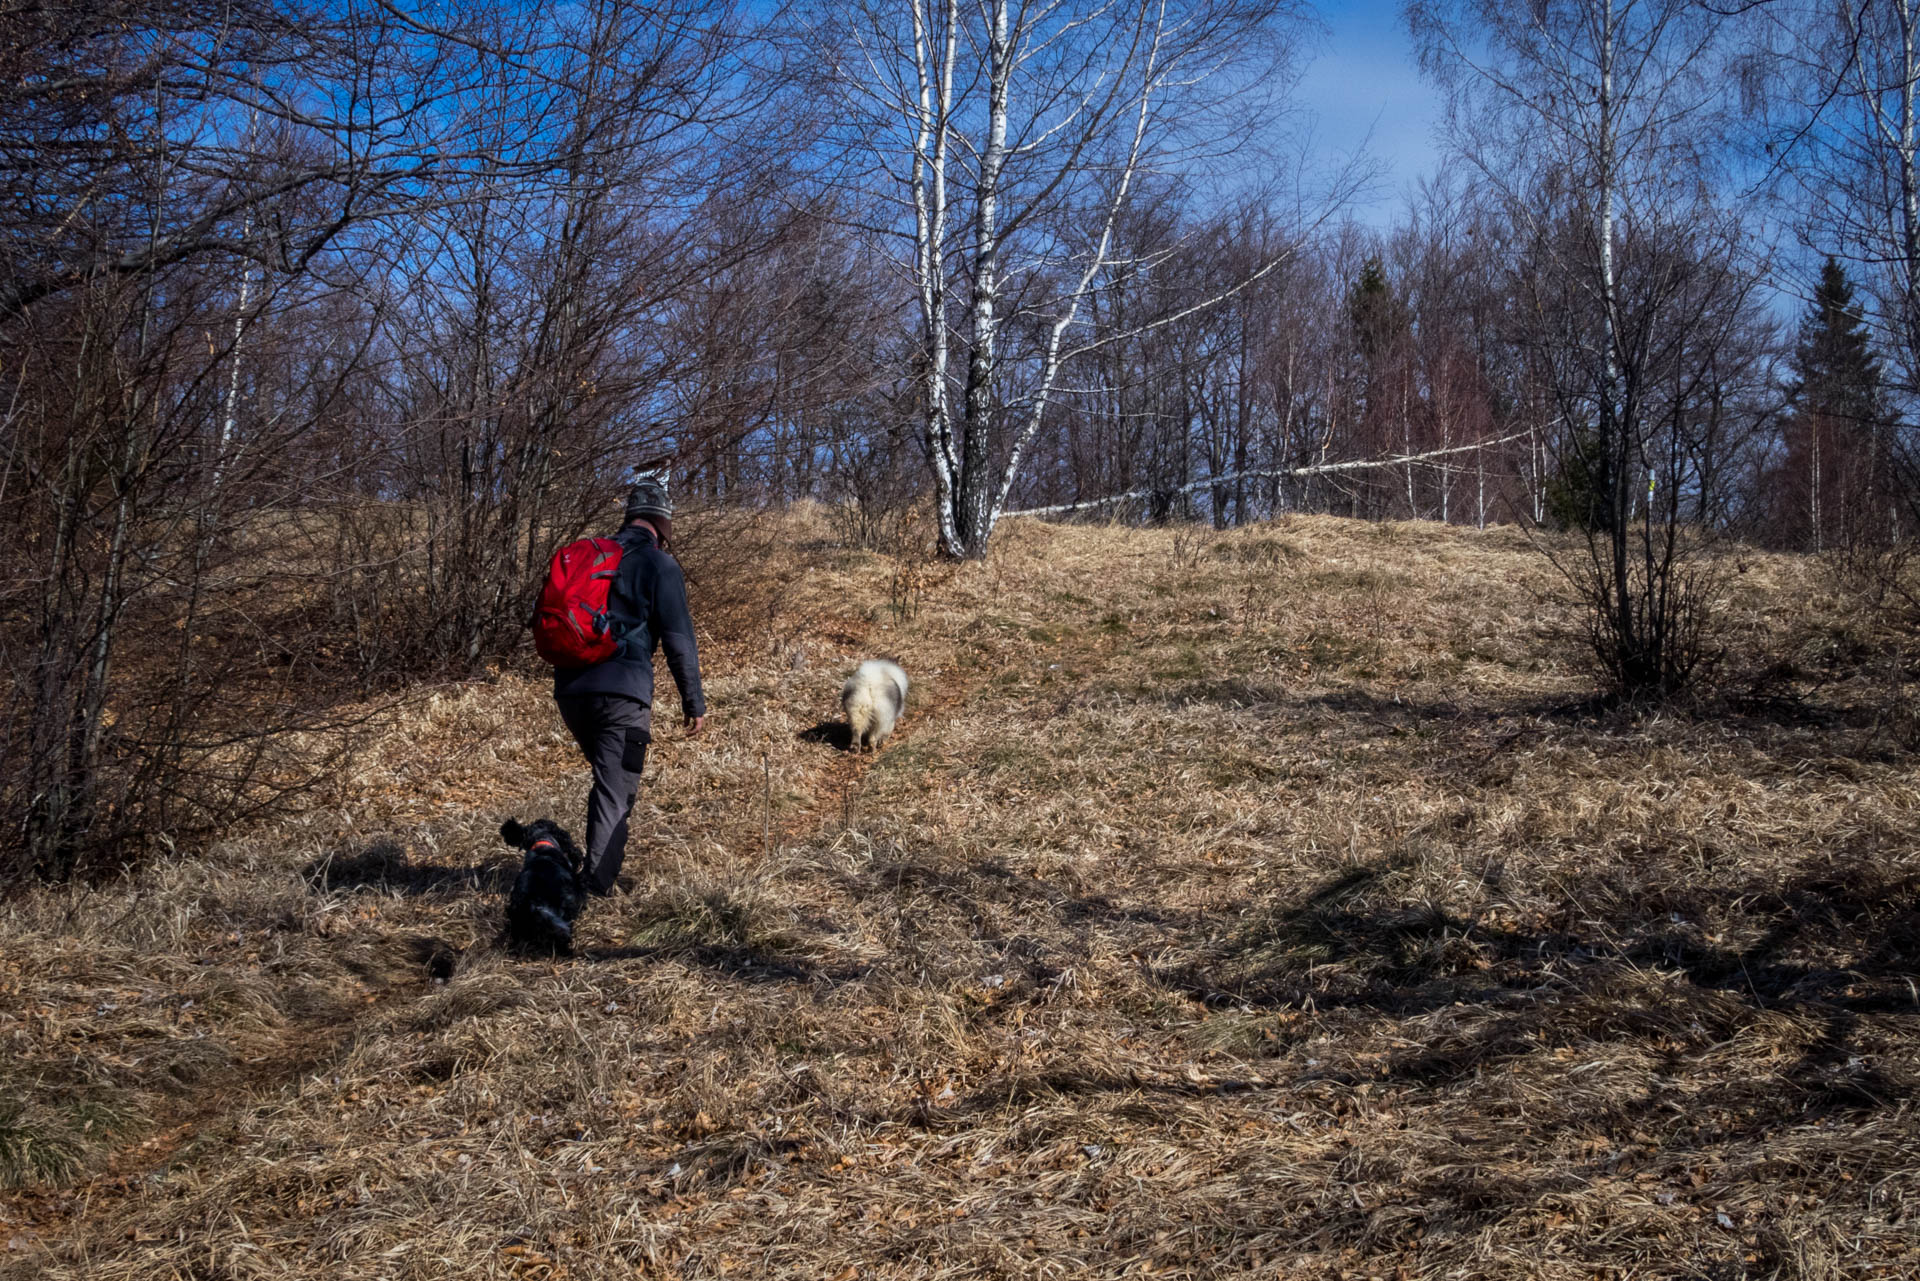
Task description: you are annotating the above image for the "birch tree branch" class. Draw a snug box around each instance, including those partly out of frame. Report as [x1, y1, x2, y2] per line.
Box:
[1000, 429, 1535, 518]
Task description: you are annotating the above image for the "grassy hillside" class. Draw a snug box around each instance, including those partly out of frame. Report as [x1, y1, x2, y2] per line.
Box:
[3, 512, 1917, 1280]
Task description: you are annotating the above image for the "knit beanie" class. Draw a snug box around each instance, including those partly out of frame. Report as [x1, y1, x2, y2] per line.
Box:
[624, 472, 672, 524]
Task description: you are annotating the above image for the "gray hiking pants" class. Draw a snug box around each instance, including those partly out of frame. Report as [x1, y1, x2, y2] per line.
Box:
[554, 693, 652, 893]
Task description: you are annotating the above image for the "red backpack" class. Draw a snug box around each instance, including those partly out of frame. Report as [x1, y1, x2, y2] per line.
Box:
[531, 537, 626, 666]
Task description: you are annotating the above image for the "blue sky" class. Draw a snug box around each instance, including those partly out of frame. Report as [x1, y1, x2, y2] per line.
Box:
[1295, 0, 1446, 226]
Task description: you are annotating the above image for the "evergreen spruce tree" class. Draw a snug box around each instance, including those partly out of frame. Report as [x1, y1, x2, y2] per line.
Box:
[1346, 256, 1409, 359]
[1346, 257, 1412, 517]
[1545, 421, 1615, 534]
[1784, 257, 1892, 549]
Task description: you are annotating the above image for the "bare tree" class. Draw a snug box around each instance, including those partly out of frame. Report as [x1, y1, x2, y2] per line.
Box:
[0, 0, 791, 879]
[0, 1, 461, 323]
[1413, 0, 1750, 698]
[810, 0, 1311, 557]
[343, 0, 786, 666]
[0, 0, 471, 878]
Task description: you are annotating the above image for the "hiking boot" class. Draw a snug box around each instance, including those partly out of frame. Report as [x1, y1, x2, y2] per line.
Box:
[587, 875, 633, 899]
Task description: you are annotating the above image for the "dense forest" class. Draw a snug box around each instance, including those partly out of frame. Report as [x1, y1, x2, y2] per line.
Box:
[4, 0, 1919, 876]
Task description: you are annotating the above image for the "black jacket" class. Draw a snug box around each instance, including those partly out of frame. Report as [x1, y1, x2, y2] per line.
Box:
[551, 524, 706, 716]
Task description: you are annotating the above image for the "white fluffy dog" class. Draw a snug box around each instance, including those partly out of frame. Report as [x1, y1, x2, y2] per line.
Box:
[842, 659, 908, 753]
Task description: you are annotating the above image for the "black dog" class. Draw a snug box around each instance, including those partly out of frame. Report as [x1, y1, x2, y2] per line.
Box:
[500, 818, 588, 955]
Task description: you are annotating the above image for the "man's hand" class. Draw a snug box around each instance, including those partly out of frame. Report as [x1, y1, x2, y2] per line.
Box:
[685, 714, 708, 736]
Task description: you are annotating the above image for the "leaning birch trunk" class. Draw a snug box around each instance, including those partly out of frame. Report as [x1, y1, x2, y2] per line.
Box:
[981, 4, 1168, 552]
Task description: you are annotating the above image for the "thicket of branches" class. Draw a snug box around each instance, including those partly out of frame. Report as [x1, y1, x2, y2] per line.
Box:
[3, 0, 1918, 877]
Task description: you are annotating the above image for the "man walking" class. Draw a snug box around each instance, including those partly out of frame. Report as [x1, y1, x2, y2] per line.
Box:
[551, 475, 707, 896]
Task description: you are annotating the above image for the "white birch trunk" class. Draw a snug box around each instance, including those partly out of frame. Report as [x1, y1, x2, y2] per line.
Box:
[911, 0, 963, 555]
[215, 253, 252, 491]
[215, 107, 261, 492]
[953, 0, 1013, 556]
[1811, 417, 1823, 551]
[1896, 0, 1917, 542]
[1840, 0, 1919, 543]
[1476, 442, 1485, 530]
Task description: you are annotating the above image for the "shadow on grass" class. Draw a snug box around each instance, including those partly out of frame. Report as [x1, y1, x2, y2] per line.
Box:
[1167, 677, 1893, 741]
[874, 859, 1915, 1270]
[302, 839, 516, 897]
[1150, 852, 1920, 1112]
[1154, 856, 1920, 1015]
[577, 884, 869, 985]
[797, 720, 853, 750]
[575, 941, 828, 982]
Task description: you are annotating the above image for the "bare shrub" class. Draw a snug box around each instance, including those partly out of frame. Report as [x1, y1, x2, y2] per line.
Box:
[1558, 528, 1724, 701]
[827, 498, 924, 556]
[821, 426, 929, 558]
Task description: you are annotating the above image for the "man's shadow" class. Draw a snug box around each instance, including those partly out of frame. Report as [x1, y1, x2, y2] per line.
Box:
[303, 839, 516, 897]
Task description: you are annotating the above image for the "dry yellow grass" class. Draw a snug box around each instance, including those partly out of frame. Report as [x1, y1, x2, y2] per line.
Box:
[2, 510, 1917, 1280]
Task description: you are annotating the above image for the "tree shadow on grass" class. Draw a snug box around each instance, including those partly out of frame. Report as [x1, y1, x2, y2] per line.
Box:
[576, 885, 869, 985]
[574, 941, 833, 983]
[881, 862, 1915, 1271]
[1153, 853, 1920, 1019]
[1148, 850, 1920, 1122]
[772, 764, 1915, 1275]
[1165, 678, 1895, 744]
